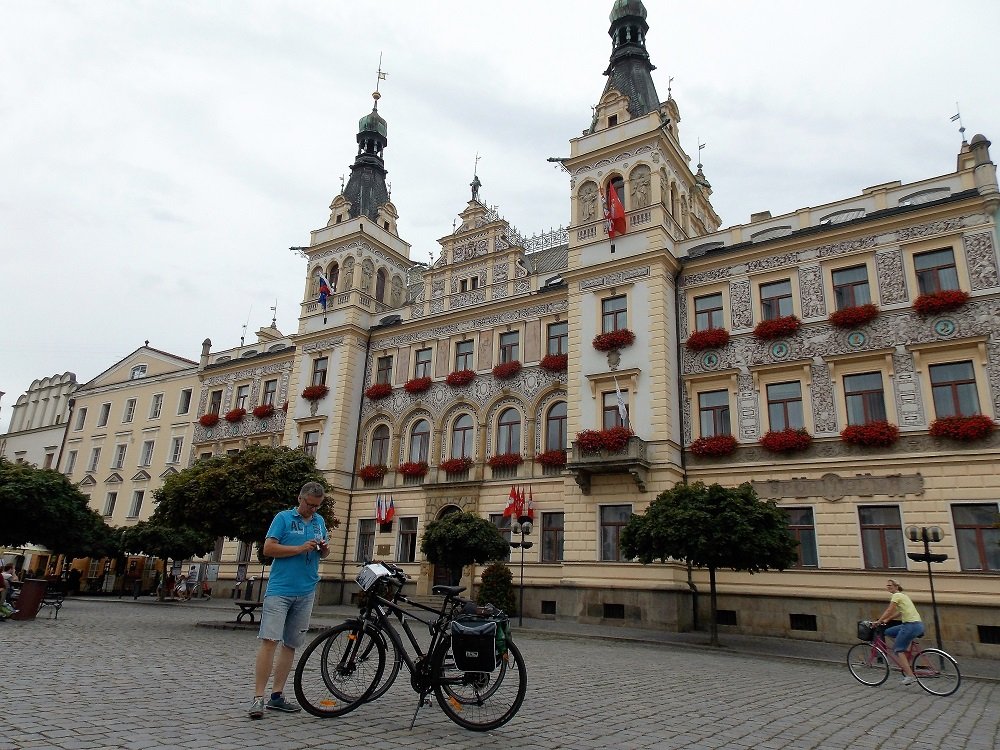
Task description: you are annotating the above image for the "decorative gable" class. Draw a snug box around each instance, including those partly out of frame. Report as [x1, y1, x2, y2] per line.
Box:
[131, 470, 152, 482]
[104, 473, 123, 484]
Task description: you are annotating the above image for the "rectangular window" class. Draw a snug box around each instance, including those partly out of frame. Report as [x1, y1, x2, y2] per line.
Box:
[601, 295, 628, 333]
[760, 279, 794, 320]
[140, 440, 155, 467]
[396, 517, 418, 563]
[785, 507, 818, 568]
[169, 436, 184, 464]
[112, 444, 127, 469]
[356, 518, 376, 562]
[547, 322, 568, 356]
[103, 492, 117, 517]
[312, 357, 329, 386]
[88, 447, 102, 472]
[844, 372, 887, 425]
[455, 341, 474, 371]
[698, 389, 731, 437]
[261, 379, 278, 406]
[177, 388, 192, 415]
[414, 348, 432, 378]
[914, 247, 959, 294]
[74, 407, 88, 431]
[208, 390, 223, 415]
[64, 450, 78, 474]
[929, 361, 980, 418]
[123, 398, 136, 424]
[499, 332, 519, 363]
[97, 402, 111, 427]
[234, 384, 250, 410]
[952, 503, 1000, 571]
[767, 381, 804, 430]
[600, 504, 632, 561]
[832, 265, 871, 309]
[694, 293, 724, 330]
[43, 452, 54, 469]
[149, 393, 163, 419]
[376, 356, 393, 384]
[541, 512, 565, 563]
[302, 430, 319, 457]
[859, 505, 906, 570]
[489, 514, 512, 561]
[602, 390, 629, 430]
[128, 490, 144, 518]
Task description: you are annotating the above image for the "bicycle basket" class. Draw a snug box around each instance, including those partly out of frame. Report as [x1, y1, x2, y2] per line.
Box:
[451, 617, 501, 672]
[857, 620, 875, 641]
[356, 562, 391, 591]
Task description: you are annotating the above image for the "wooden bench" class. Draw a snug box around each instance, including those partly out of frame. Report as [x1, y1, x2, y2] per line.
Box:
[234, 599, 263, 623]
[39, 588, 65, 619]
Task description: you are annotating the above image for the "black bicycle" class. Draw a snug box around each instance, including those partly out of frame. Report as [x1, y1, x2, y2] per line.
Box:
[293, 561, 526, 731]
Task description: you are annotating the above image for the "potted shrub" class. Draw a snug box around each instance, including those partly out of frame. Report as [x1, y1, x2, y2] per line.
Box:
[686, 328, 730, 351]
[539, 353, 568, 372]
[252, 404, 275, 420]
[690, 434, 738, 457]
[759, 428, 812, 453]
[492, 361, 522, 380]
[487, 453, 524, 469]
[536, 449, 567, 467]
[753, 315, 801, 340]
[358, 464, 388, 481]
[929, 414, 995, 441]
[439, 456, 474, 474]
[914, 289, 970, 317]
[592, 328, 636, 352]
[829, 304, 879, 329]
[398, 461, 429, 477]
[224, 408, 246, 423]
[840, 420, 899, 447]
[198, 413, 220, 428]
[365, 382, 392, 400]
[446, 369, 476, 386]
[301, 384, 329, 401]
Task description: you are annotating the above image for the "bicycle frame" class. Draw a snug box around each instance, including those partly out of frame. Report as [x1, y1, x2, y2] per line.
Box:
[866, 633, 922, 672]
[359, 585, 454, 679]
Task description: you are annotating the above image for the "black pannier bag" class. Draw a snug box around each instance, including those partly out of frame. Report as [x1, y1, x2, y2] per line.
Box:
[857, 620, 875, 641]
[451, 617, 500, 672]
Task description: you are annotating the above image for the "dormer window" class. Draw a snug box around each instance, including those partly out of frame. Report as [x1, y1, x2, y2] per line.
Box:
[608, 115, 618, 127]
[336, 214, 343, 224]
[130, 364, 147, 380]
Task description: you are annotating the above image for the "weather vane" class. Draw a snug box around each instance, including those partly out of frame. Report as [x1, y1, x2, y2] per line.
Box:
[697, 139, 707, 169]
[950, 103, 965, 142]
[668, 76, 674, 98]
[373, 53, 387, 107]
[270, 300, 278, 327]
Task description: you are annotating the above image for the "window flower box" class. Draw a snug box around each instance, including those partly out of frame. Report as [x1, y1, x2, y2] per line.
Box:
[198, 413, 220, 428]
[398, 461, 429, 477]
[840, 420, 899, 447]
[753, 315, 801, 340]
[592, 328, 636, 352]
[928, 414, 995, 442]
[487, 452, 524, 469]
[536, 449, 567, 467]
[828, 304, 879, 329]
[365, 382, 392, 400]
[914, 289, 970, 317]
[404, 377, 432, 394]
[224, 408, 246, 423]
[252, 404, 275, 420]
[439, 457, 474, 474]
[301, 384, 329, 401]
[539, 354, 568, 372]
[759, 428, 812, 453]
[690, 434, 738, 457]
[686, 328, 730, 351]
[446, 369, 476, 386]
[492, 361, 522, 380]
[575, 427, 634, 454]
[358, 464, 388, 481]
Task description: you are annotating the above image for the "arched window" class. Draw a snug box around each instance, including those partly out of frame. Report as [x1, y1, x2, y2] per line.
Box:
[450, 414, 474, 459]
[327, 262, 340, 293]
[409, 420, 430, 463]
[370, 425, 390, 465]
[609, 175, 625, 206]
[545, 401, 567, 451]
[375, 269, 387, 302]
[496, 408, 521, 454]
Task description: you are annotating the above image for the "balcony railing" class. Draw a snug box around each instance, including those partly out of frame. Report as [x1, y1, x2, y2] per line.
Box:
[566, 436, 650, 495]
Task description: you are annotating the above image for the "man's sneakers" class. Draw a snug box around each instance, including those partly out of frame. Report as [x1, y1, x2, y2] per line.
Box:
[265, 694, 302, 713]
[248, 696, 265, 719]
[901, 675, 916, 686]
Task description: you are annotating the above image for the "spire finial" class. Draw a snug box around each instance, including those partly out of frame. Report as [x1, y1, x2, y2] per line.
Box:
[668, 76, 674, 98]
[951, 103, 966, 142]
[270, 300, 278, 327]
[373, 53, 387, 110]
[697, 139, 706, 170]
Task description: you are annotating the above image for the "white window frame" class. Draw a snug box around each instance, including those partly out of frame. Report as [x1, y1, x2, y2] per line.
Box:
[169, 436, 184, 464]
[123, 398, 137, 423]
[149, 393, 163, 419]
[140, 440, 155, 467]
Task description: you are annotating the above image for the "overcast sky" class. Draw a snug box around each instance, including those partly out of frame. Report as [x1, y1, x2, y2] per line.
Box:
[2, 1, 999, 432]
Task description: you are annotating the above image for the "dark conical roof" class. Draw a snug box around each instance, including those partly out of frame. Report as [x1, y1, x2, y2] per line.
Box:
[343, 102, 390, 222]
[602, 0, 660, 119]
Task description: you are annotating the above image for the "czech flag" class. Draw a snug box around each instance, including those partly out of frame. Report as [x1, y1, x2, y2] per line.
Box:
[318, 274, 332, 311]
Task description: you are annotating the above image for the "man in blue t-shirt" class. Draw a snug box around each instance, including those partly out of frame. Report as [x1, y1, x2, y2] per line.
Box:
[248, 482, 331, 719]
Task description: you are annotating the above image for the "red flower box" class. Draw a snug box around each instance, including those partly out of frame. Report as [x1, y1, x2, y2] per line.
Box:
[690, 434, 738, 457]
[365, 382, 392, 400]
[224, 408, 246, 423]
[198, 413, 220, 428]
[759, 428, 812, 453]
[446, 370, 476, 386]
[686, 328, 730, 351]
[753, 315, 801, 340]
[492, 361, 522, 380]
[358, 464, 388, 480]
[914, 289, 970, 317]
[398, 461, 429, 477]
[576, 427, 634, 453]
[592, 328, 636, 352]
[536, 449, 567, 467]
[404, 377, 432, 394]
[439, 456, 474, 474]
[301, 384, 329, 401]
[540, 354, 568, 372]
[840, 420, 899, 447]
[829, 304, 880, 329]
[252, 404, 275, 419]
[576, 430, 605, 453]
[928, 414, 995, 441]
[488, 452, 524, 469]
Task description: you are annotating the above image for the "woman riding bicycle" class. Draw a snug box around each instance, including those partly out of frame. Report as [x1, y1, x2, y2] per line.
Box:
[874, 578, 924, 686]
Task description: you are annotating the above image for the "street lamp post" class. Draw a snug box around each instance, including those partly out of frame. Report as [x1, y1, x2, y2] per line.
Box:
[905, 525, 948, 650]
[508, 514, 533, 627]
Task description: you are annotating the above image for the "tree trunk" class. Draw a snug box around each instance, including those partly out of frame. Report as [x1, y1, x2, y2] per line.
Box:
[708, 565, 719, 646]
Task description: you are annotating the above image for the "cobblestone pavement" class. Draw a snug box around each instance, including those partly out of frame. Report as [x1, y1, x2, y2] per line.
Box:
[2, 599, 997, 750]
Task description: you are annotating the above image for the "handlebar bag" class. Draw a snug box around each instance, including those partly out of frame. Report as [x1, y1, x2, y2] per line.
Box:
[451, 617, 500, 672]
[857, 620, 875, 641]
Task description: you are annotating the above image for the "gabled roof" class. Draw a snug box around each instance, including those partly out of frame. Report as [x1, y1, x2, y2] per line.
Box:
[81, 346, 197, 390]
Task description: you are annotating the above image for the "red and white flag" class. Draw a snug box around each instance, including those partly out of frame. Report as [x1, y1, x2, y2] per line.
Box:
[526, 486, 535, 521]
[603, 184, 627, 239]
[503, 485, 519, 517]
[376, 494, 395, 524]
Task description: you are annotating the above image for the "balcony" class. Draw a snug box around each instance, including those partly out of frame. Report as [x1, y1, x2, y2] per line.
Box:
[567, 436, 650, 495]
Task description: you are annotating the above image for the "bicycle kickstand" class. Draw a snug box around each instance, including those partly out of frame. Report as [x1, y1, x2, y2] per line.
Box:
[408, 691, 432, 730]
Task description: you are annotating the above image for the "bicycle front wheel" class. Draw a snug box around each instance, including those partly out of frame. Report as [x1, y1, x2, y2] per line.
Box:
[847, 643, 889, 686]
[432, 637, 527, 731]
[912, 648, 961, 696]
[327, 620, 401, 702]
[293, 622, 386, 717]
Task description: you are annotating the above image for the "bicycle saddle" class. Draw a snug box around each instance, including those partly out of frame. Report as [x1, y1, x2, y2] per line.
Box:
[431, 585, 466, 597]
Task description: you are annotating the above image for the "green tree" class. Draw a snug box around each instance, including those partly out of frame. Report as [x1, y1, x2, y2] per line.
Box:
[420, 512, 510, 576]
[120, 520, 215, 599]
[477, 561, 516, 614]
[621, 481, 798, 646]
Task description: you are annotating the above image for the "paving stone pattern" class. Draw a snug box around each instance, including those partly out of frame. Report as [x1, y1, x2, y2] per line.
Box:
[2, 600, 997, 750]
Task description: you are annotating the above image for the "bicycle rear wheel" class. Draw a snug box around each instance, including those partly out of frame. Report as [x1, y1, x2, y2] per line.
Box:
[432, 637, 526, 731]
[912, 648, 961, 696]
[293, 622, 386, 717]
[847, 643, 889, 686]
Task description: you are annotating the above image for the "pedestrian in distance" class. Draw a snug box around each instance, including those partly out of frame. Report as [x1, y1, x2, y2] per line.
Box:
[874, 578, 925, 686]
[248, 481, 336, 719]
